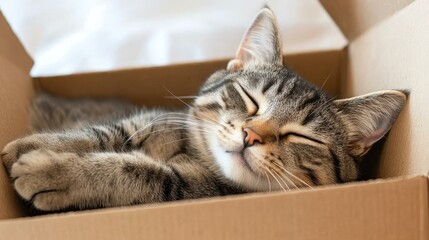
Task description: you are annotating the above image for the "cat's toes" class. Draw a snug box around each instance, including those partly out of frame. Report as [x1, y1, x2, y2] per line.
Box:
[2, 140, 22, 172]
[1, 137, 40, 172]
[11, 150, 76, 211]
[30, 190, 72, 211]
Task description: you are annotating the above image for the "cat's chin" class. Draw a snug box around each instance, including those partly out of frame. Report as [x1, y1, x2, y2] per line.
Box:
[226, 151, 249, 168]
[207, 135, 268, 191]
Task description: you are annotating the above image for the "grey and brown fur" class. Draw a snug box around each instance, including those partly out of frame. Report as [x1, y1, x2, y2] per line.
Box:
[1, 7, 407, 211]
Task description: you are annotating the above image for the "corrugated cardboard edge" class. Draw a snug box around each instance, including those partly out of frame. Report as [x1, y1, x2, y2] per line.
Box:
[320, 0, 415, 41]
[0, 175, 427, 240]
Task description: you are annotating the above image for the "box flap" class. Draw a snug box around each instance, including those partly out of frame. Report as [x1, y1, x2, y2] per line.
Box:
[0, 176, 427, 240]
[0, 12, 33, 74]
[320, 0, 415, 41]
[343, 0, 429, 178]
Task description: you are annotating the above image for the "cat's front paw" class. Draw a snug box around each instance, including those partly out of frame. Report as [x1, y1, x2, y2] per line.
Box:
[10, 150, 79, 211]
[1, 136, 43, 172]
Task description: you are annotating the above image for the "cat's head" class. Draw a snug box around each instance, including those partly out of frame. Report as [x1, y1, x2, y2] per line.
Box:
[189, 7, 407, 191]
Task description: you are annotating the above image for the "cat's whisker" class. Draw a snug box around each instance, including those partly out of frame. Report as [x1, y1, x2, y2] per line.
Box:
[193, 111, 226, 127]
[122, 114, 200, 149]
[131, 112, 187, 129]
[148, 127, 214, 136]
[127, 114, 196, 133]
[273, 162, 313, 189]
[123, 117, 175, 141]
[159, 121, 218, 133]
[128, 117, 220, 142]
[263, 170, 272, 192]
[157, 119, 201, 124]
[320, 70, 333, 91]
[307, 95, 337, 119]
[164, 95, 198, 99]
[161, 85, 194, 109]
[162, 136, 207, 146]
[122, 119, 162, 149]
[255, 161, 272, 192]
[183, 115, 215, 126]
[150, 111, 221, 131]
[143, 117, 219, 133]
[125, 118, 218, 139]
[270, 162, 298, 189]
[285, 171, 312, 189]
[161, 86, 223, 126]
[271, 168, 291, 191]
[156, 112, 216, 126]
[277, 171, 298, 189]
[263, 166, 287, 192]
[139, 120, 218, 135]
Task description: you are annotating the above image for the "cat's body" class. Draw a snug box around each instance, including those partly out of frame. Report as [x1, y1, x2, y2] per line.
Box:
[2, 7, 407, 211]
[22, 93, 246, 209]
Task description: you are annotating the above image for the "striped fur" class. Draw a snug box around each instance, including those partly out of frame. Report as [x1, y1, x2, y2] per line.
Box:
[1, 7, 407, 211]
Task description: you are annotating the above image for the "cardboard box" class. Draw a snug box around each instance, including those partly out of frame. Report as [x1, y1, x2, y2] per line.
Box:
[0, 1, 428, 239]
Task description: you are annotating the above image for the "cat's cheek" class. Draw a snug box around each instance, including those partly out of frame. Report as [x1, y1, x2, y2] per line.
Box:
[218, 153, 257, 187]
[208, 135, 234, 176]
[214, 130, 244, 152]
[208, 135, 242, 177]
[243, 146, 267, 168]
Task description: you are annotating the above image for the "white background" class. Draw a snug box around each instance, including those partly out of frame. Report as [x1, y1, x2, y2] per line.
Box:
[0, 0, 346, 76]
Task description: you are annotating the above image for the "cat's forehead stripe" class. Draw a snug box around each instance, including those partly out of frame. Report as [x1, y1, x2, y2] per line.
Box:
[201, 79, 233, 94]
[261, 79, 275, 94]
[232, 82, 257, 114]
[298, 92, 321, 110]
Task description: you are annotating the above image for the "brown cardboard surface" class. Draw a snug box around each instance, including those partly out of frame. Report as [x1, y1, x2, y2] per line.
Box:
[0, 11, 33, 220]
[35, 49, 341, 106]
[0, 176, 427, 240]
[0, 12, 33, 73]
[0, 57, 34, 219]
[344, 0, 429, 178]
[320, 0, 414, 41]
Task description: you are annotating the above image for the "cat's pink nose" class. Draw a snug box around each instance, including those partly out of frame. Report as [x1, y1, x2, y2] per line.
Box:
[243, 128, 263, 147]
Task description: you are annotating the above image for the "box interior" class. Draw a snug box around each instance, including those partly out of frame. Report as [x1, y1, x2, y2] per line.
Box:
[0, 1, 428, 238]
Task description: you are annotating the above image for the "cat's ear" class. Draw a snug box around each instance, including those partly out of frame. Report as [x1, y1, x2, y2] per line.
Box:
[227, 7, 283, 71]
[334, 90, 408, 157]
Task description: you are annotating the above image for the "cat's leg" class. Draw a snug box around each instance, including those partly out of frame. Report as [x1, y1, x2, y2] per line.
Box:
[2, 110, 185, 171]
[2, 129, 117, 172]
[10, 150, 242, 211]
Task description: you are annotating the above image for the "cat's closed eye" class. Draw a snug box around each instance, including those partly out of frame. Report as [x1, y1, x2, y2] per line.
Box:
[281, 132, 325, 145]
[233, 82, 259, 116]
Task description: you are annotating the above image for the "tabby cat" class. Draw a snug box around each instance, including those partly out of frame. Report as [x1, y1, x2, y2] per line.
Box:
[1, 7, 407, 211]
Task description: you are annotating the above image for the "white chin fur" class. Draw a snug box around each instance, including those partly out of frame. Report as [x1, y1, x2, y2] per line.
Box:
[208, 134, 269, 191]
